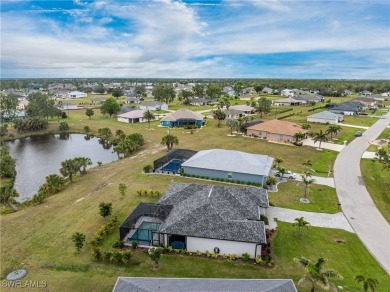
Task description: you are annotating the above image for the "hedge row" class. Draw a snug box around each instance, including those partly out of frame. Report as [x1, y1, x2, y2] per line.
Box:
[277, 113, 295, 120]
[90, 216, 118, 247]
[181, 173, 261, 187]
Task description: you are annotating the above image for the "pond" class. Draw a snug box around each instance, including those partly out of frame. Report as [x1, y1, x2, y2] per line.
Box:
[6, 134, 118, 202]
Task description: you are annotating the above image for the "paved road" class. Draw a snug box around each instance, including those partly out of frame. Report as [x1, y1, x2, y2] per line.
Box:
[267, 207, 353, 233]
[334, 112, 390, 274]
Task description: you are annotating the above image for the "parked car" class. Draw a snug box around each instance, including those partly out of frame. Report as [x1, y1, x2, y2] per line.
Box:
[275, 170, 297, 179]
[355, 131, 363, 137]
[381, 115, 386, 119]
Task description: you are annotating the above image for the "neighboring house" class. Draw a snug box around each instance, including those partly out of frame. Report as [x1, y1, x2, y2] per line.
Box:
[274, 98, 302, 106]
[67, 91, 87, 99]
[281, 89, 294, 97]
[161, 108, 203, 127]
[292, 89, 307, 95]
[381, 91, 390, 97]
[124, 97, 140, 104]
[119, 107, 136, 114]
[371, 94, 388, 101]
[342, 89, 353, 96]
[329, 102, 361, 115]
[117, 109, 147, 123]
[351, 97, 376, 108]
[181, 149, 274, 185]
[189, 98, 212, 106]
[359, 90, 372, 96]
[247, 119, 307, 143]
[119, 183, 268, 258]
[307, 111, 343, 124]
[58, 102, 78, 110]
[113, 277, 297, 292]
[1, 111, 26, 123]
[229, 104, 255, 114]
[293, 94, 324, 104]
[262, 87, 273, 94]
[139, 101, 168, 111]
[309, 89, 320, 94]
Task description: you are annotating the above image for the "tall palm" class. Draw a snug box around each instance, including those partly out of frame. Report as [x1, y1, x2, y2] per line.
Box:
[313, 130, 328, 149]
[326, 125, 342, 139]
[294, 257, 343, 292]
[302, 174, 315, 198]
[355, 275, 379, 292]
[161, 134, 179, 151]
[143, 110, 155, 129]
[275, 157, 284, 167]
[292, 217, 310, 236]
[276, 166, 287, 177]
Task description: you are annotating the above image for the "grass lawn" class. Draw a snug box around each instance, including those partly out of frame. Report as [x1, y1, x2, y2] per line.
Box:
[342, 115, 379, 127]
[360, 159, 390, 224]
[270, 181, 339, 213]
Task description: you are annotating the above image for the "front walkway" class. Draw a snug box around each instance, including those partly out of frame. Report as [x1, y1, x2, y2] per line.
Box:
[295, 175, 335, 188]
[267, 207, 354, 233]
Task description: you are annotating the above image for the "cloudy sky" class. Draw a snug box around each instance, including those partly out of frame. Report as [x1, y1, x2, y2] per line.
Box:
[1, 0, 389, 79]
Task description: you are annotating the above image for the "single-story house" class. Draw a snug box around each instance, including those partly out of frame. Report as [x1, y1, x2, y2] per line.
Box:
[262, 87, 273, 94]
[351, 97, 376, 108]
[181, 149, 273, 185]
[329, 102, 361, 115]
[117, 109, 147, 123]
[17, 98, 29, 110]
[371, 94, 388, 101]
[1, 111, 26, 123]
[281, 89, 294, 97]
[161, 108, 203, 127]
[113, 277, 297, 292]
[229, 104, 255, 114]
[119, 183, 268, 258]
[274, 98, 302, 106]
[293, 94, 324, 104]
[139, 101, 168, 111]
[124, 97, 140, 104]
[189, 98, 213, 106]
[359, 90, 372, 97]
[247, 119, 307, 143]
[58, 102, 78, 110]
[307, 111, 343, 124]
[66, 91, 87, 99]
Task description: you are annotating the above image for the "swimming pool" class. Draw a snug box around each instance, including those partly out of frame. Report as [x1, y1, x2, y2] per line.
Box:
[128, 221, 160, 245]
[162, 159, 182, 172]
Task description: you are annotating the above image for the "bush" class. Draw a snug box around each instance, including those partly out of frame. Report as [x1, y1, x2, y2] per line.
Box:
[113, 240, 124, 248]
[260, 214, 269, 225]
[242, 253, 250, 261]
[132, 241, 138, 249]
[143, 165, 153, 173]
[229, 254, 237, 260]
[61, 112, 67, 118]
[84, 125, 91, 133]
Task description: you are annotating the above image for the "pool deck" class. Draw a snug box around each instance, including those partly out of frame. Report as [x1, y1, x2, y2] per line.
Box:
[123, 216, 163, 245]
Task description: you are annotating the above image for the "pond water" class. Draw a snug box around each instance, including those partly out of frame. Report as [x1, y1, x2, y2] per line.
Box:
[6, 134, 118, 202]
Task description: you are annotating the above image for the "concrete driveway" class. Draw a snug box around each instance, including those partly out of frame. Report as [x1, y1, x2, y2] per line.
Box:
[334, 112, 390, 274]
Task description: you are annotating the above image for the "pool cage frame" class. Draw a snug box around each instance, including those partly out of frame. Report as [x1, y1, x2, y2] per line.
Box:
[119, 203, 173, 246]
[153, 149, 198, 173]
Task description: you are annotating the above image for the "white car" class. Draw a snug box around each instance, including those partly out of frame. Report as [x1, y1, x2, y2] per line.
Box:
[381, 115, 386, 119]
[275, 170, 297, 179]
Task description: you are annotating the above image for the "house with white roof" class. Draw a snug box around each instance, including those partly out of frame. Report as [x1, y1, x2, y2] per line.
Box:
[66, 91, 87, 99]
[307, 111, 343, 124]
[139, 101, 168, 111]
[117, 109, 147, 123]
[181, 149, 274, 186]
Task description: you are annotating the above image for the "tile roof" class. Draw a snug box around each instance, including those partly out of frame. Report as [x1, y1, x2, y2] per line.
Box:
[230, 105, 255, 112]
[157, 183, 268, 243]
[247, 119, 307, 136]
[181, 149, 273, 176]
[161, 108, 204, 122]
[113, 277, 297, 292]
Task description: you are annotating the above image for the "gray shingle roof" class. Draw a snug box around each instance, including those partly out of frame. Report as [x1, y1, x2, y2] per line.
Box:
[307, 111, 343, 119]
[181, 149, 273, 177]
[113, 277, 297, 292]
[157, 183, 268, 243]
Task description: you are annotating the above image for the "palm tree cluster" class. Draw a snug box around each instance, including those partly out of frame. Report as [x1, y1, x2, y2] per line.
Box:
[60, 157, 92, 183]
[161, 134, 179, 151]
[312, 125, 342, 149]
[13, 116, 49, 133]
[113, 133, 144, 158]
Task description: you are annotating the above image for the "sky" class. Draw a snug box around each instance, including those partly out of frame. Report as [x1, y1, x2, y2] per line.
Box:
[1, 0, 389, 79]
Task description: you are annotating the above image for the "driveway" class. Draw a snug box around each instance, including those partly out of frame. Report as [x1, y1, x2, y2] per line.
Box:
[267, 207, 353, 233]
[295, 175, 335, 188]
[334, 112, 390, 274]
[302, 139, 345, 152]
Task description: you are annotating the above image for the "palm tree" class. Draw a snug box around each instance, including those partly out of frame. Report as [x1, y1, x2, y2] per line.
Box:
[226, 118, 237, 135]
[161, 134, 179, 151]
[313, 130, 328, 149]
[302, 174, 315, 198]
[355, 275, 379, 292]
[326, 125, 342, 139]
[213, 109, 226, 127]
[275, 157, 284, 167]
[293, 132, 306, 143]
[292, 217, 310, 236]
[294, 257, 343, 292]
[276, 166, 287, 177]
[143, 110, 155, 129]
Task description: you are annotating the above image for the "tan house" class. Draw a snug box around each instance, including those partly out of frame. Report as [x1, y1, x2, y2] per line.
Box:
[247, 119, 307, 143]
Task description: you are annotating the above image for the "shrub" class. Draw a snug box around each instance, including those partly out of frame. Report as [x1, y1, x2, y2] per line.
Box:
[255, 256, 262, 264]
[84, 125, 91, 133]
[196, 250, 202, 256]
[242, 253, 250, 261]
[229, 254, 237, 260]
[212, 253, 219, 259]
[131, 241, 138, 249]
[113, 240, 124, 248]
[122, 251, 132, 264]
[61, 112, 67, 118]
[143, 165, 153, 173]
[260, 214, 269, 225]
[91, 247, 102, 261]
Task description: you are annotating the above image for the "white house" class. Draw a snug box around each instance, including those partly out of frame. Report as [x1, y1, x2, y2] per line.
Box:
[307, 111, 343, 124]
[119, 183, 269, 259]
[117, 109, 147, 123]
[139, 101, 168, 111]
[281, 89, 294, 97]
[66, 91, 87, 99]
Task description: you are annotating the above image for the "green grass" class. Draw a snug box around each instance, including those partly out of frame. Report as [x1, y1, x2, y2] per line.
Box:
[360, 159, 390, 224]
[342, 115, 379, 127]
[270, 181, 339, 213]
[378, 128, 390, 140]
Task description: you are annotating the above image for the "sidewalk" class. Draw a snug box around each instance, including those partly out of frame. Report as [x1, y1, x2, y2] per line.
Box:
[302, 139, 345, 151]
[339, 123, 369, 129]
[267, 207, 354, 233]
